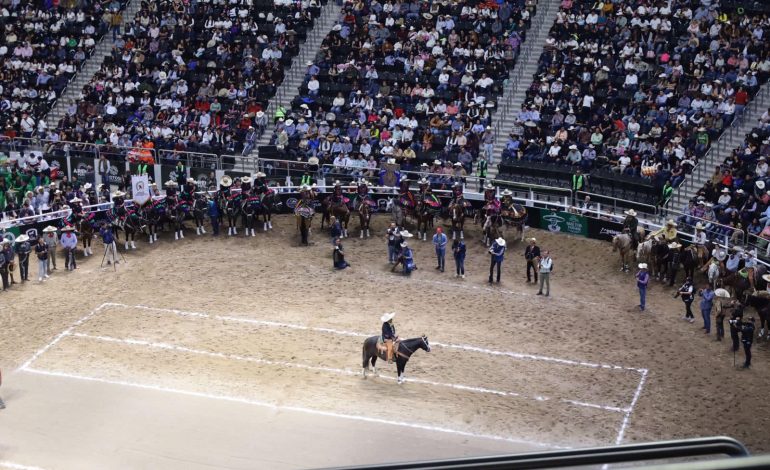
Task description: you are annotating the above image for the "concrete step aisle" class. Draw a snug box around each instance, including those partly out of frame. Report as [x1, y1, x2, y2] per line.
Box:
[487, 0, 561, 181]
[46, 0, 143, 126]
[253, 2, 342, 151]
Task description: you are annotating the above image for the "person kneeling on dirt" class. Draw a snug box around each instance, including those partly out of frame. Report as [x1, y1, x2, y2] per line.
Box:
[399, 241, 416, 275]
[333, 238, 349, 269]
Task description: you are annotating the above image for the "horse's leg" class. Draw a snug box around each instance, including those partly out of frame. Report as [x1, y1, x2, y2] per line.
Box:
[396, 359, 404, 384]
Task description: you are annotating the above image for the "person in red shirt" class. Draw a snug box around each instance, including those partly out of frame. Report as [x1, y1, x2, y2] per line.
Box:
[735, 87, 749, 117]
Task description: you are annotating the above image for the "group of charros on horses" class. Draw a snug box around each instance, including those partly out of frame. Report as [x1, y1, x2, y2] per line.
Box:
[58, 172, 280, 253]
[612, 210, 770, 338]
[290, 177, 529, 248]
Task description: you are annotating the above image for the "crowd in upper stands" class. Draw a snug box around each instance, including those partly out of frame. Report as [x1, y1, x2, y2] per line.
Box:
[265, 0, 537, 178]
[48, 0, 322, 161]
[499, 0, 770, 197]
[676, 105, 770, 250]
[0, 0, 124, 140]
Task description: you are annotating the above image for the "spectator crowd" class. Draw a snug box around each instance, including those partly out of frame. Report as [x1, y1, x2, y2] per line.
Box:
[0, 0, 125, 140]
[49, 0, 322, 162]
[498, 0, 770, 205]
[265, 0, 538, 182]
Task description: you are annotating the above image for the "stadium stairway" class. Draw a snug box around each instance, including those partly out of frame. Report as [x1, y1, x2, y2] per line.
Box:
[45, 0, 143, 126]
[487, 0, 561, 181]
[669, 82, 770, 211]
[253, 1, 343, 152]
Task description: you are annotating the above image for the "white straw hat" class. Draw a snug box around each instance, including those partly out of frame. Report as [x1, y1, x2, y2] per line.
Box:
[380, 312, 396, 322]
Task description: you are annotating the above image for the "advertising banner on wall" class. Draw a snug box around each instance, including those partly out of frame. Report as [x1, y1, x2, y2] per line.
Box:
[587, 217, 625, 242]
[539, 209, 588, 237]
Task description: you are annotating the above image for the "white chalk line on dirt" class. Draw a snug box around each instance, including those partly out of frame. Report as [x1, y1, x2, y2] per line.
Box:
[16, 303, 110, 372]
[615, 368, 649, 445]
[111, 303, 646, 374]
[0, 462, 47, 470]
[358, 270, 612, 308]
[66, 332, 628, 414]
[19, 367, 565, 450]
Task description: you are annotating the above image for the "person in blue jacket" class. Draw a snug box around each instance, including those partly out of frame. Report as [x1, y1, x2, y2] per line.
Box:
[207, 196, 220, 236]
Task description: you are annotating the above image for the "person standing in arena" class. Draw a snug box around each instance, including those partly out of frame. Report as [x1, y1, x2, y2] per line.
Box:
[60, 226, 78, 270]
[537, 250, 553, 296]
[676, 277, 695, 322]
[387, 223, 399, 264]
[698, 283, 715, 334]
[452, 239, 466, 278]
[488, 237, 506, 284]
[741, 317, 755, 369]
[636, 263, 649, 311]
[432, 227, 447, 272]
[524, 237, 540, 283]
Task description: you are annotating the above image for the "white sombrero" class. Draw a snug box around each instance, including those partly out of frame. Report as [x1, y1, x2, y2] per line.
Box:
[300, 184, 311, 191]
[666, 219, 676, 227]
[624, 209, 637, 216]
[380, 312, 396, 322]
[42, 226, 58, 233]
[15, 235, 29, 243]
[61, 226, 76, 232]
[638, 263, 648, 269]
[70, 197, 82, 203]
[714, 288, 731, 298]
[762, 274, 770, 283]
[668, 242, 682, 249]
[241, 176, 252, 184]
[165, 180, 178, 187]
[484, 182, 495, 190]
[495, 237, 506, 247]
[83, 183, 92, 190]
[712, 249, 727, 261]
[220, 176, 233, 187]
[400, 241, 409, 248]
[399, 230, 414, 238]
[500, 189, 513, 196]
[757, 180, 766, 190]
[529, 238, 537, 242]
[695, 222, 704, 230]
[187, 177, 196, 184]
[256, 171, 266, 178]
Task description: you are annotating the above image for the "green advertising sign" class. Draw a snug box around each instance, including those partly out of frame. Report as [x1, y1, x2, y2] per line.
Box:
[539, 210, 587, 237]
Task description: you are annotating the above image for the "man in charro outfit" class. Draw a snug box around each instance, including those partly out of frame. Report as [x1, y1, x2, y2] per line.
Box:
[331, 180, 349, 207]
[483, 182, 501, 215]
[418, 178, 441, 210]
[380, 312, 398, 364]
[622, 209, 640, 248]
[354, 179, 376, 209]
[254, 171, 273, 201]
[398, 178, 416, 210]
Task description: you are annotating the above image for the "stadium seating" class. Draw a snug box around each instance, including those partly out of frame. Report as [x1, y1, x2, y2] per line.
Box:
[0, 1, 125, 138]
[263, 0, 537, 178]
[495, 0, 770, 204]
[53, 0, 324, 159]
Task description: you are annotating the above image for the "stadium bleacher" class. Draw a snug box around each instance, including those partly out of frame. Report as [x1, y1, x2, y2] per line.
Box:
[495, 0, 770, 206]
[0, 1, 126, 138]
[53, 0, 324, 160]
[261, 0, 536, 178]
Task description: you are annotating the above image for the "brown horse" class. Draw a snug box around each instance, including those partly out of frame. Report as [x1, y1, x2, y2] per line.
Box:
[357, 201, 371, 239]
[612, 232, 633, 272]
[78, 219, 95, 257]
[449, 201, 465, 241]
[501, 202, 527, 242]
[415, 200, 435, 241]
[482, 214, 503, 247]
[322, 198, 350, 238]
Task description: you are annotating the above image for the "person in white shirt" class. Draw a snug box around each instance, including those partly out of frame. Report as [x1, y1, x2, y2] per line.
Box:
[537, 251, 553, 296]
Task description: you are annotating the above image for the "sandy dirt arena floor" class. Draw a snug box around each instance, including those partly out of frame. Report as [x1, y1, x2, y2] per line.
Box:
[1, 213, 769, 469]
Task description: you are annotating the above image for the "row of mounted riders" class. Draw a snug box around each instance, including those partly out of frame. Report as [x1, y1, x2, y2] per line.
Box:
[60, 175, 281, 250]
[293, 178, 528, 245]
[58, 176, 529, 249]
[613, 226, 770, 336]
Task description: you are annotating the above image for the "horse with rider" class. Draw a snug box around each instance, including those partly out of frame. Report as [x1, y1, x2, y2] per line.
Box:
[415, 178, 441, 241]
[362, 312, 430, 384]
[295, 183, 317, 245]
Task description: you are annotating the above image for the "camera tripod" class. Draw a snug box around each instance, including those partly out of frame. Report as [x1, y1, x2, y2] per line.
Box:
[100, 241, 126, 271]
